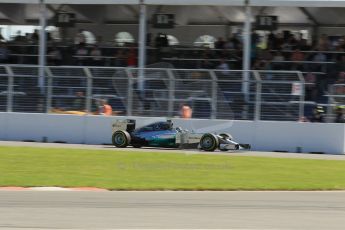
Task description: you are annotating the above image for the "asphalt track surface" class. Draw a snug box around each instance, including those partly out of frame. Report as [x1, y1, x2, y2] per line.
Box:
[0, 141, 345, 160]
[0, 191, 345, 229]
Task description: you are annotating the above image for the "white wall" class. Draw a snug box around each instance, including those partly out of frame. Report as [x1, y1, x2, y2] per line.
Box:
[0, 112, 344, 154]
[173, 119, 345, 154]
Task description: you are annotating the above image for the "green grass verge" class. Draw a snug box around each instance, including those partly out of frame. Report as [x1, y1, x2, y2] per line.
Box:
[1, 146, 345, 190]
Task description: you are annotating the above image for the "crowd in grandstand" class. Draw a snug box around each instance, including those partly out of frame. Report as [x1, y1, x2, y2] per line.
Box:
[0, 28, 344, 122]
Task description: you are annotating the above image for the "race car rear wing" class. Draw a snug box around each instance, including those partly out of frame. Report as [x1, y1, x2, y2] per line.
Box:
[112, 119, 136, 133]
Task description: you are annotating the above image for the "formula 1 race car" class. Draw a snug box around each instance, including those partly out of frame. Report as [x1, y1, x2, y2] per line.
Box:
[112, 119, 250, 152]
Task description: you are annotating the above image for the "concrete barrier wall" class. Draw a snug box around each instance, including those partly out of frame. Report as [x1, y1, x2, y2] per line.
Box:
[173, 119, 345, 154]
[0, 112, 344, 154]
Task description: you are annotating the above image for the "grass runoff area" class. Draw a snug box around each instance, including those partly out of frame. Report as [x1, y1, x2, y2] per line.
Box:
[1, 146, 345, 190]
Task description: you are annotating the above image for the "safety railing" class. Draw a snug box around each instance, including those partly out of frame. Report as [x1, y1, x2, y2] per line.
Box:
[0, 65, 307, 121]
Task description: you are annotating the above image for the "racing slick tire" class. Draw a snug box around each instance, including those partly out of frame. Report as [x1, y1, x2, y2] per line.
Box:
[199, 133, 219, 152]
[112, 130, 131, 148]
[132, 143, 142, 148]
[219, 133, 233, 140]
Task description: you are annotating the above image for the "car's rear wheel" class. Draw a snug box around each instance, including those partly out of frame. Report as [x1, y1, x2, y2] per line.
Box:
[132, 143, 142, 148]
[112, 130, 131, 148]
[199, 133, 219, 152]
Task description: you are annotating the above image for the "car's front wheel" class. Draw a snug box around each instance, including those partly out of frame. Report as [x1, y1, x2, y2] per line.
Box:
[112, 130, 131, 148]
[199, 133, 219, 152]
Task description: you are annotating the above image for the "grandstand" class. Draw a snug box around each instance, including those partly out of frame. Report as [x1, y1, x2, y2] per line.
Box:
[0, 0, 344, 122]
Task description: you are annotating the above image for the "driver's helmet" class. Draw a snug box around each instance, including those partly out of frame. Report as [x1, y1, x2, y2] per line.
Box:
[167, 120, 173, 129]
[315, 105, 325, 114]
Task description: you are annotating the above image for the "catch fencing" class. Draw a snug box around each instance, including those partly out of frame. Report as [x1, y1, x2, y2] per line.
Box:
[0, 65, 306, 121]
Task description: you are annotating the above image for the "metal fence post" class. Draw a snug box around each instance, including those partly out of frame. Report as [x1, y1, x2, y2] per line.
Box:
[326, 84, 334, 122]
[254, 71, 262, 121]
[167, 69, 175, 117]
[125, 68, 133, 116]
[297, 71, 305, 120]
[5, 66, 14, 112]
[45, 67, 53, 113]
[83, 67, 93, 113]
[210, 70, 218, 119]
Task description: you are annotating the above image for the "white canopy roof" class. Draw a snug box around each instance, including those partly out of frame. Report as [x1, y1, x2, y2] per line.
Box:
[44, 0, 139, 4]
[0, 0, 38, 3]
[43, 0, 244, 5]
[1, 0, 345, 7]
[144, 0, 244, 6]
[250, 0, 345, 7]
[0, 0, 345, 26]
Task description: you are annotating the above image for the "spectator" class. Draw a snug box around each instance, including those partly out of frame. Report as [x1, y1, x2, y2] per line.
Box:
[0, 28, 5, 42]
[273, 51, 285, 62]
[127, 48, 137, 67]
[75, 29, 86, 45]
[335, 55, 345, 73]
[180, 105, 192, 119]
[335, 106, 345, 123]
[310, 106, 325, 122]
[216, 58, 230, 76]
[267, 32, 277, 50]
[225, 37, 235, 49]
[332, 56, 345, 84]
[250, 42, 258, 63]
[275, 33, 284, 50]
[215, 37, 225, 49]
[272, 50, 285, 70]
[318, 34, 330, 51]
[24, 33, 31, 42]
[287, 34, 298, 49]
[304, 72, 317, 101]
[14, 30, 25, 42]
[73, 91, 86, 111]
[298, 39, 310, 51]
[312, 50, 327, 72]
[32, 29, 39, 43]
[90, 45, 102, 66]
[334, 72, 345, 95]
[259, 49, 273, 61]
[146, 33, 152, 46]
[253, 59, 271, 72]
[291, 48, 305, 62]
[47, 32, 53, 42]
[313, 50, 327, 62]
[114, 49, 126, 67]
[336, 71, 345, 84]
[155, 33, 168, 48]
[96, 35, 103, 45]
[290, 48, 305, 71]
[251, 31, 260, 47]
[298, 116, 309, 122]
[281, 40, 293, 51]
[230, 34, 241, 49]
[75, 43, 88, 65]
[0, 43, 10, 63]
[200, 59, 213, 69]
[252, 59, 266, 70]
[202, 48, 214, 59]
[338, 37, 345, 50]
[47, 46, 62, 66]
[99, 99, 112, 116]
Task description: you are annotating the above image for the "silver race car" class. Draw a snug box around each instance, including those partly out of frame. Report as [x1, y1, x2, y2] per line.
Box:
[112, 119, 251, 152]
